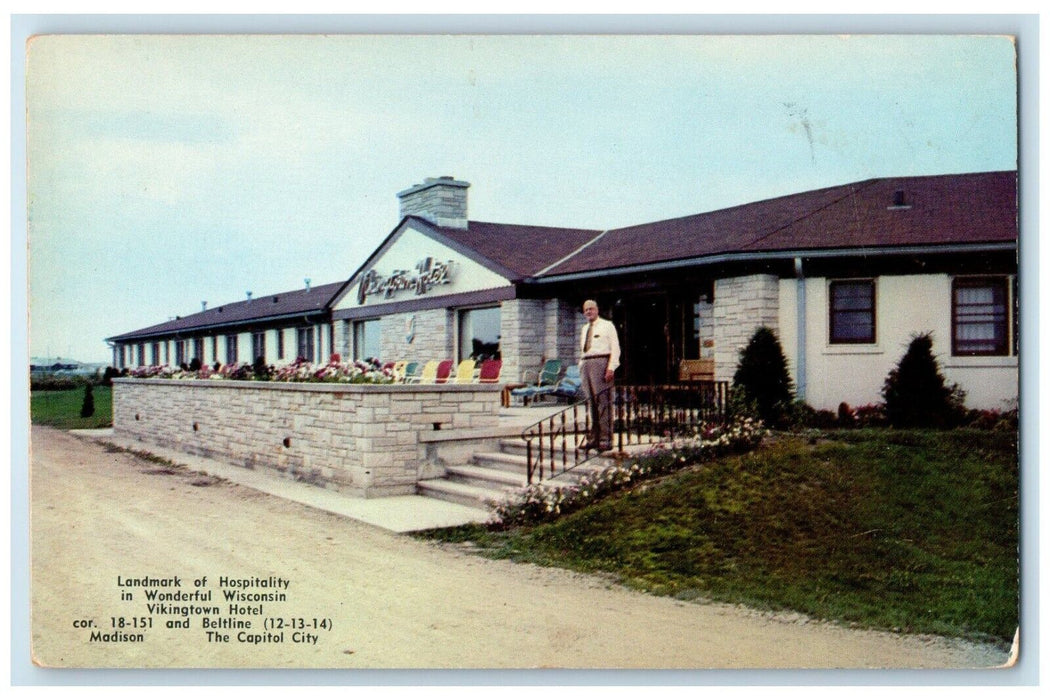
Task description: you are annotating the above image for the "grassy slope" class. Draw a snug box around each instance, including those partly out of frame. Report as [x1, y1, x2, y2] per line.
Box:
[421, 429, 1018, 645]
[30, 386, 113, 430]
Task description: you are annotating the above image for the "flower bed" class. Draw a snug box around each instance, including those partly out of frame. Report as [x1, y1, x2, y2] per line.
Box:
[492, 417, 766, 526]
[125, 357, 395, 384]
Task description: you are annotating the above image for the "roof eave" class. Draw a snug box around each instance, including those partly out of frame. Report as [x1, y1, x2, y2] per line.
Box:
[107, 308, 331, 343]
[526, 241, 1018, 284]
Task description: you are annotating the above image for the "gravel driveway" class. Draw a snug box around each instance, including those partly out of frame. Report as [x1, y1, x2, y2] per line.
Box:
[29, 426, 1011, 670]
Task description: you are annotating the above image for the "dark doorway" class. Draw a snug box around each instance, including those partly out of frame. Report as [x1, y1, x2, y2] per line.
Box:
[613, 294, 671, 385]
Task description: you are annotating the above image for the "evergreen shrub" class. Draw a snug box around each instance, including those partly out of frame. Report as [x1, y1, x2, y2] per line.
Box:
[732, 326, 795, 428]
[882, 333, 965, 428]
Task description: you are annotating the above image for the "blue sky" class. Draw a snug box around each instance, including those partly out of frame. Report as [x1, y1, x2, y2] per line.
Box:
[23, 32, 1018, 363]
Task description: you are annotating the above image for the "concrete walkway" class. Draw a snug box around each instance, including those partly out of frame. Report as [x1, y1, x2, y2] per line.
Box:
[69, 403, 566, 534]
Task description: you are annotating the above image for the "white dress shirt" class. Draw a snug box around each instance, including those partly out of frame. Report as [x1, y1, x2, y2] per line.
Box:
[579, 317, 621, 373]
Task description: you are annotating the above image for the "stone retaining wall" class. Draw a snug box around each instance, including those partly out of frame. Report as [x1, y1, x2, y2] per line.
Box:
[112, 378, 501, 498]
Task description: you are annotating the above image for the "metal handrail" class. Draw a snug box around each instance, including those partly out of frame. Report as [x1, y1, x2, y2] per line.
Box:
[520, 380, 729, 484]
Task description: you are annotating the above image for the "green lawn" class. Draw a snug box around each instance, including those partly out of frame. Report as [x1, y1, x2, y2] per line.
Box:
[419, 429, 1019, 646]
[30, 386, 113, 430]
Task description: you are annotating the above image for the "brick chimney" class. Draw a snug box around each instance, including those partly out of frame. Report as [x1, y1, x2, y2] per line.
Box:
[397, 176, 470, 229]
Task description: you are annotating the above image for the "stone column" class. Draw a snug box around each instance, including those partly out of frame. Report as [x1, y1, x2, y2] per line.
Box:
[500, 299, 547, 382]
[713, 274, 781, 383]
[546, 299, 580, 364]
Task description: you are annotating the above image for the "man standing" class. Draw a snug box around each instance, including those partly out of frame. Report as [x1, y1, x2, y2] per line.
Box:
[579, 299, 621, 452]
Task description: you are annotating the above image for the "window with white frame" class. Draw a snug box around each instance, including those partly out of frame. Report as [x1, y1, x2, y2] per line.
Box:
[829, 279, 876, 344]
[952, 276, 1014, 356]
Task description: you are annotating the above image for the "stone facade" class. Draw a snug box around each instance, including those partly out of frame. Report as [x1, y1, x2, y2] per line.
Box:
[112, 378, 500, 498]
[547, 299, 581, 365]
[499, 298, 547, 382]
[379, 309, 455, 365]
[713, 274, 781, 382]
[335, 297, 578, 384]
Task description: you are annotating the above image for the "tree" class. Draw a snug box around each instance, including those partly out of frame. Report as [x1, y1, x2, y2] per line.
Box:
[102, 366, 120, 387]
[79, 383, 95, 418]
[882, 332, 965, 428]
[732, 326, 794, 428]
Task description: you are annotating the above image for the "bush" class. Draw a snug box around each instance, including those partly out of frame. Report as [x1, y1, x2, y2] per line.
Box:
[79, 383, 95, 418]
[882, 333, 965, 428]
[852, 404, 888, 428]
[252, 356, 271, 380]
[732, 327, 794, 428]
[837, 402, 855, 427]
[782, 401, 840, 431]
[30, 372, 96, 391]
[101, 366, 121, 387]
[963, 408, 1019, 432]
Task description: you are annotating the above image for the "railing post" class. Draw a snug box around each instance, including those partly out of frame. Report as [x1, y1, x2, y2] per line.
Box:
[550, 415, 558, 482]
[615, 387, 622, 447]
[526, 439, 534, 485]
[519, 381, 729, 488]
[560, 410, 567, 475]
[573, 403, 580, 460]
[536, 422, 544, 482]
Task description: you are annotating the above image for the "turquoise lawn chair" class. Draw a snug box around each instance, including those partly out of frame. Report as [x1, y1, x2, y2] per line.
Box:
[550, 364, 582, 403]
[510, 359, 563, 405]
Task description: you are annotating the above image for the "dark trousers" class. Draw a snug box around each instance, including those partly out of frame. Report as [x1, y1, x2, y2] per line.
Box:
[581, 357, 613, 448]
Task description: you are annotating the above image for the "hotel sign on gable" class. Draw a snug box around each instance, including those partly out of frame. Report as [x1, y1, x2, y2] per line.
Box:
[357, 257, 456, 304]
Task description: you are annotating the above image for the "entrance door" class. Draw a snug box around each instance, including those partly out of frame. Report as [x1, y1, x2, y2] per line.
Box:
[615, 294, 671, 385]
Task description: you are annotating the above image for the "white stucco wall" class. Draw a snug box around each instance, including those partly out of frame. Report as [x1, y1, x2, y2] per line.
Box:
[779, 273, 1018, 411]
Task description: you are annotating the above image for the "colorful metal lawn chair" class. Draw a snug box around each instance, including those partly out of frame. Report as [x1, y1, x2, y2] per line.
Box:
[510, 359, 563, 405]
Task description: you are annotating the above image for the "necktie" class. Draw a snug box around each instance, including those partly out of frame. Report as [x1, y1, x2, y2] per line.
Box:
[584, 322, 594, 352]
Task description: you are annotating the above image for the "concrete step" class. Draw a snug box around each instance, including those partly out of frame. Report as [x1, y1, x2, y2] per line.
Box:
[417, 478, 511, 511]
[445, 463, 528, 490]
[506, 435, 673, 457]
[416, 430, 628, 512]
[472, 450, 530, 473]
[499, 436, 590, 457]
[501, 439, 622, 464]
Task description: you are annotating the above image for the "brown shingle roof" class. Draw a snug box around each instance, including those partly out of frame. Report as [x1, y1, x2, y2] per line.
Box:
[432, 220, 603, 278]
[108, 280, 346, 342]
[540, 171, 1017, 277]
[110, 171, 1017, 342]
